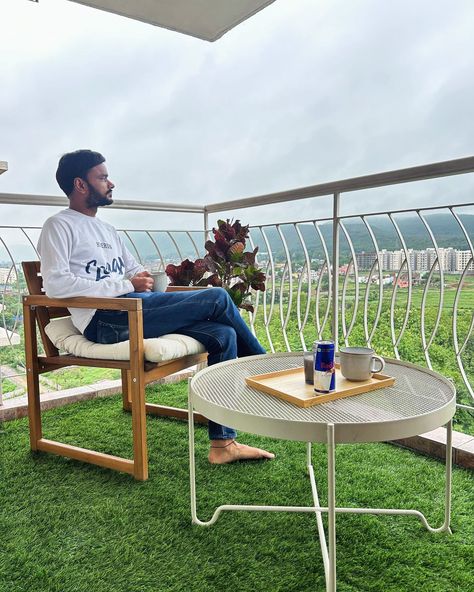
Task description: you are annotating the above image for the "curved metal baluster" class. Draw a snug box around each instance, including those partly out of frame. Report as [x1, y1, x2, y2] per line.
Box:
[417, 212, 444, 370]
[0, 236, 22, 348]
[166, 231, 184, 262]
[361, 217, 383, 347]
[313, 222, 332, 339]
[450, 207, 474, 258]
[450, 208, 474, 352]
[187, 231, 202, 258]
[278, 262, 291, 351]
[21, 227, 40, 257]
[314, 262, 326, 338]
[450, 208, 474, 399]
[452, 257, 474, 399]
[295, 223, 312, 351]
[262, 261, 274, 349]
[1, 276, 10, 348]
[260, 227, 276, 353]
[5, 265, 22, 337]
[121, 230, 143, 264]
[389, 261, 408, 359]
[339, 221, 359, 346]
[388, 214, 413, 359]
[0, 243, 21, 386]
[145, 231, 165, 270]
[419, 259, 440, 370]
[362, 258, 380, 347]
[340, 257, 353, 346]
[295, 259, 308, 349]
[247, 233, 259, 336]
[277, 225, 293, 352]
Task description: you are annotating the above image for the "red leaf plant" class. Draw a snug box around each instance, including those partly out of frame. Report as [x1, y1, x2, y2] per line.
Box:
[165, 219, 266, 312]
[165, 258, 208, 287]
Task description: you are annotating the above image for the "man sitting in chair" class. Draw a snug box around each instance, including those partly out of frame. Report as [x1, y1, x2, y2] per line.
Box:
[38, 149, 274, 465]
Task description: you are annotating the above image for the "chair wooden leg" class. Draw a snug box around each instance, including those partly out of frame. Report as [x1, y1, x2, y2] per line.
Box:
[129, 309, 148, 481]
[121, 369, 132, 411]
[130, 379, 148, 480]
[23, 302, 42, 449]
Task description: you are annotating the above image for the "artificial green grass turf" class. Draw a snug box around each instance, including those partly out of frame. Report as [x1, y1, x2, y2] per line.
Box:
[0, 381, 473, 592]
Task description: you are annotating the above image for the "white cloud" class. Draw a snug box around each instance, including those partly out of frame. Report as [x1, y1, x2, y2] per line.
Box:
[1, 0, 474, 229]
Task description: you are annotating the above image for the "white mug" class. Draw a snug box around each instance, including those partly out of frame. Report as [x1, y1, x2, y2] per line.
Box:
[150, 271, 168, 292]
[339, 347, 385, 381]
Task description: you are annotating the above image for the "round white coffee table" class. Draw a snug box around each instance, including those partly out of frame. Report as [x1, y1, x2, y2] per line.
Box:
[188, 353, 456, 592]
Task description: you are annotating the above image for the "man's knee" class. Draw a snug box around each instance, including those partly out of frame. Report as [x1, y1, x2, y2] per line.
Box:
[215, 325, 238, 357]
[213, 286, 227, 299]
[218, 325, 237, 346]
[212, 287, 233, 308]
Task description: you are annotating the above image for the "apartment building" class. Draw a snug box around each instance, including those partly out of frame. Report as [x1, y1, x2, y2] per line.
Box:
[356, 248, 472, 272]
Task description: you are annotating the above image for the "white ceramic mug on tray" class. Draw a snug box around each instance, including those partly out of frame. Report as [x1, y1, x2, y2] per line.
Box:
[339, 347, 385, 381]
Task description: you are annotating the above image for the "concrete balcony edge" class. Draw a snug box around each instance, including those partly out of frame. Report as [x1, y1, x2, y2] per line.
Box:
[392, 428, 474, 470]
[1, 375, 473, 470]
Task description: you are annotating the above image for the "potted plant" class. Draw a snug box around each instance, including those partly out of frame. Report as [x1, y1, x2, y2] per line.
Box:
[165, 219, 266, 312]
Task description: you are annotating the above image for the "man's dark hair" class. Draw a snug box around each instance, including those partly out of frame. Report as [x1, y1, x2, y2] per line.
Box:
[56, 150, 105, 196]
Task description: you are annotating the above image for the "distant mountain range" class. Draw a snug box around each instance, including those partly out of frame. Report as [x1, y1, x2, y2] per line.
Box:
[2, 213, 473, 268]
[249, 213, 474, 260]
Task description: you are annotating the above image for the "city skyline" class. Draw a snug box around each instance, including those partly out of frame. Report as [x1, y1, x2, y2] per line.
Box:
[356, 247, 474, 273]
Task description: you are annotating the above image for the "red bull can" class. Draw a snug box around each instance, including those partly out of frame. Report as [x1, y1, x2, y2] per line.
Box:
[313, 340, 336, 393]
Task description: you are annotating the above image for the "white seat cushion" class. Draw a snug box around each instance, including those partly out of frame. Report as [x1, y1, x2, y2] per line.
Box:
[45, 317, 206, 363]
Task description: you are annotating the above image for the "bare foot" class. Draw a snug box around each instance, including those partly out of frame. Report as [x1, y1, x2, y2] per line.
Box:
[208, 440, 275, 464]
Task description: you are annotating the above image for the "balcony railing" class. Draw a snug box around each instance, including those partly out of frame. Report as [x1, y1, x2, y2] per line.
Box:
[1, 157, 473, 432]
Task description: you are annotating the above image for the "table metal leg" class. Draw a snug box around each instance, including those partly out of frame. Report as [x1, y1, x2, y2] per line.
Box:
[429, 419, 452, 534]
[444, 419, 453, 534]
[307, 427, 337, 592]
[307, 442, 330, 582]
[327, 423, 336, 592]
[188, 383, 199, 525]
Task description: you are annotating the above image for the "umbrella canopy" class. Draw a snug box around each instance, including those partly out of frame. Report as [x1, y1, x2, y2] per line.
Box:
[68, 0, 277, 41]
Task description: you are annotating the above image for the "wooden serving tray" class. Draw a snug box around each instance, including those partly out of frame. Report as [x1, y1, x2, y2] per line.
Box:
[245, 364, 395, 408]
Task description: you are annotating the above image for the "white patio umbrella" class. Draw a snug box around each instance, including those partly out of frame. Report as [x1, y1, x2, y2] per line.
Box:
[67, 0, 277, 41]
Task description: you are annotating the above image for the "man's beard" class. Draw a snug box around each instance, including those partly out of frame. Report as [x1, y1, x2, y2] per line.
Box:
[86, 183, 114, 208]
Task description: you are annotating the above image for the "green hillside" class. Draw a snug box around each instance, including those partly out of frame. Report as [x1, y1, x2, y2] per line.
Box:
[249, 213, 474, 260]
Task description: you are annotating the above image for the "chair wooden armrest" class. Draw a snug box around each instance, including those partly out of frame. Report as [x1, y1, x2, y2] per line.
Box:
[23, 294, 142, 311]
[21, 261, 208, 481]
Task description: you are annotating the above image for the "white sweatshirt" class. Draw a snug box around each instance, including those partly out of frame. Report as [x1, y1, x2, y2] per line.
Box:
[37, 208, 144, 333]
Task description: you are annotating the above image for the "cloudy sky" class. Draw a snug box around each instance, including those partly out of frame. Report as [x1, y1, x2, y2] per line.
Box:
[1, 0, 474, 230]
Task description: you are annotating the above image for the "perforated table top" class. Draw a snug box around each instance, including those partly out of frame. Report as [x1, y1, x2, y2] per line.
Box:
[189, 353, 456, 443]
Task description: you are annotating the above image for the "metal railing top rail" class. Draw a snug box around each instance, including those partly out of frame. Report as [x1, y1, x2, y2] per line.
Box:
[205, 156, 474, 213]
[0, 193, 205, 214]
[0, 225, 206, 234]
[2, 156, 473, 217]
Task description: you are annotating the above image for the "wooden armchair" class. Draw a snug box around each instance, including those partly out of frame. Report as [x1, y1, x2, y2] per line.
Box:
[22, 261, 208, 480]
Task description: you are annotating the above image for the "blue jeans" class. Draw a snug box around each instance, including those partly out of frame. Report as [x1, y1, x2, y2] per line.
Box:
[84, 288, 266, 440]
